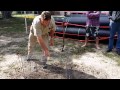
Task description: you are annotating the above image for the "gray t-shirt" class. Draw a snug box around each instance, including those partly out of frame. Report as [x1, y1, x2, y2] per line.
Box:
[32, 15, 56, 37]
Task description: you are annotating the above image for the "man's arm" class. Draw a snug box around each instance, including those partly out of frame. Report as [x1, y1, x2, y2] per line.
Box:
[33, 24, 50, 56]
[49, 16, 56, 46]
[49, 29, 55, 38]
[37, 36, 49, 56]
[49, 16, 56, 38]
[108, 11, 113, 20]
[109, 11, 113, 16]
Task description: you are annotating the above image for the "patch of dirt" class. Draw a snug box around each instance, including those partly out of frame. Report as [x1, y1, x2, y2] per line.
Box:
[72, 52, 120, 79]
[0, 35, 120, 79]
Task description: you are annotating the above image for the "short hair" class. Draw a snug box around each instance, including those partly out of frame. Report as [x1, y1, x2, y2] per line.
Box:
[41, 11, 51, 20]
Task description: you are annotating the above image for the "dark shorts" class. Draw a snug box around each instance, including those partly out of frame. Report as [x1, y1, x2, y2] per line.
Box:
[86, 26, 99, 38]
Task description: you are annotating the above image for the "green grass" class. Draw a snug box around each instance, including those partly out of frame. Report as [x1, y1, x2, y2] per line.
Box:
[0, 16, 33, 37]
[103, 52, 120, 66]
[64, 40, 96, 55]
[0, 15, 31, 55]
[0, 55, 4, 61]
[12, 14, 36, 19]
[9, 47, 27, 55]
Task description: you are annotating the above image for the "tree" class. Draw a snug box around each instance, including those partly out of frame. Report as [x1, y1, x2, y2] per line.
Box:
[1, 11, 12, 19]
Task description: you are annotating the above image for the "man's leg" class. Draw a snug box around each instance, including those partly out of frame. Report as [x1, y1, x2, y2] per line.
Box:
[107, 21, 117, 52]
[41, 35, 49, 68]
[95, 27, 100, 49]
[116, 23, 120, 55]
[81, 37, 89, 47]
[27, 33, 37, 60]
[95, 37, 100, 49]
[81, 27, 89, 47]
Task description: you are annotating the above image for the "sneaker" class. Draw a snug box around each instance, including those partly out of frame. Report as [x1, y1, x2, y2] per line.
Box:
[96, 45, 100, 50]
[116, 49, 120, 55]
[41, 56, 48, 69]
[81, 44, 87, 48]
[117, 52, 120, 55]
[40, 56, 47, 64]
[106, 49, 112, 52]
[43, 64, 47, 69]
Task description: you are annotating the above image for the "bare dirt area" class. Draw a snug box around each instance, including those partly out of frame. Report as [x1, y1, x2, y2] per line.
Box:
[0, 34, 120, 79]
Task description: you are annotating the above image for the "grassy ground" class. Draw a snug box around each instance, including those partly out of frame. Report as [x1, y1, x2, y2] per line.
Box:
[0, 15, 120, 79]
[0, 15, 32, 56]
[0, 16, 32, 34]
[0, 15, 120, 64]
[104, 51, 120, 65]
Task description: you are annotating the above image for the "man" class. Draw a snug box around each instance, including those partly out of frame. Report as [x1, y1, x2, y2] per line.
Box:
[27, 11, 56, 68]
[81, 11, 101, 49]
[109, 11, 113, 27]
[106, 11, 120, 55]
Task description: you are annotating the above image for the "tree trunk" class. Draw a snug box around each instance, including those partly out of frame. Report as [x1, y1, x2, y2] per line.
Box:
[1, 11, 12, 19]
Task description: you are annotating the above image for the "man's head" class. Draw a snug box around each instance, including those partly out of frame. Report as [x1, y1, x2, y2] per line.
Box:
[40, 11, 51, 26]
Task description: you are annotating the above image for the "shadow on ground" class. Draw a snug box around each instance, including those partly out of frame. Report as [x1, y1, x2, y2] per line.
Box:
[25, 60, 97, 79]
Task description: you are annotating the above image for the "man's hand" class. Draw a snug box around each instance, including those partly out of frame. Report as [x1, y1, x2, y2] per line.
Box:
[49, 29, 55, 46]
[37, 36, 50, 57]
[50, 38, 54, 46]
